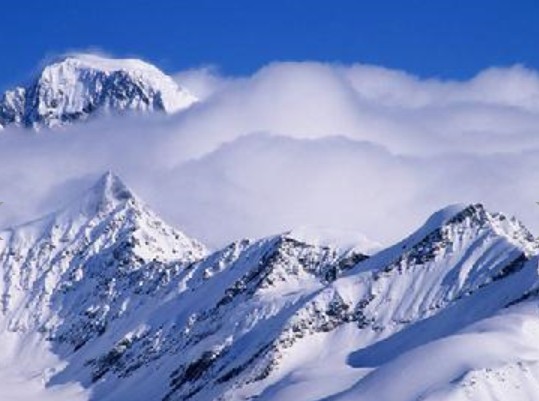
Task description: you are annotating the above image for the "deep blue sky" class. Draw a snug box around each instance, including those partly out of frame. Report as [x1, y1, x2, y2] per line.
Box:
[1, 0, 538, 90]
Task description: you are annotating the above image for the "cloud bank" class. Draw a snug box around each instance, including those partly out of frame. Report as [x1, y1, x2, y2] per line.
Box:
[1, 61, 539, 249]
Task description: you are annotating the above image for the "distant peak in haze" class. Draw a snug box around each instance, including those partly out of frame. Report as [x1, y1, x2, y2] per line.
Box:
[77, 171, 136, 215]
[0, 53, 197, 130]
[284, 225, 382, 254]
[92, 170, 134, 202]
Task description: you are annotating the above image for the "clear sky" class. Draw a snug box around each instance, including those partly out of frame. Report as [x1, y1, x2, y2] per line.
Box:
[1, 0, 538, 89]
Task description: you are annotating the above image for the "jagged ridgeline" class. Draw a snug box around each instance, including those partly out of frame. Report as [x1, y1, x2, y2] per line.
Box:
[0, 54, 197, 129]
[1, 173, 539, 401]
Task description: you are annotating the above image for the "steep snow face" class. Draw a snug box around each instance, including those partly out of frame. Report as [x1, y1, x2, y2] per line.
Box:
[0, 54, 197, 129]
[339, 204, 539, 332]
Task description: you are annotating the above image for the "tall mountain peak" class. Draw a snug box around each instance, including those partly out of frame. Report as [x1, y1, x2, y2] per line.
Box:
[0, 53, 197, 129]
[59, 171, 138, 219]
[2, 171, 206, 269]
[92, 170, 134, 203]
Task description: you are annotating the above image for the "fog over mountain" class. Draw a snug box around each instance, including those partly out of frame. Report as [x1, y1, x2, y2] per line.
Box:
[1, 56, 539, 249]
[2, 53, 539, 401]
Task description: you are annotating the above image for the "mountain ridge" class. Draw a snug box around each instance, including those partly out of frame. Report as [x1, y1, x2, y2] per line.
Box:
[0, 173, 538, 401]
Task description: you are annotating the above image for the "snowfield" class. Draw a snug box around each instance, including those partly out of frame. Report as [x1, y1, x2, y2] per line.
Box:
[0, 171, 539, 400]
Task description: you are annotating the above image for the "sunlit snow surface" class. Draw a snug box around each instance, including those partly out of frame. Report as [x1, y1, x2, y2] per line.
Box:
[1, 175, 539, 401]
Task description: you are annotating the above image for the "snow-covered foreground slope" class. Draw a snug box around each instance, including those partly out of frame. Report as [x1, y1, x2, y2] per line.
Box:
[2, 174, 539, 401]
[0, 54, 197, 129]
[327, 301, 539, 401]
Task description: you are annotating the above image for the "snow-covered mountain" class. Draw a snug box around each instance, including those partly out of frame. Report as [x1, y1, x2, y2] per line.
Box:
[0, 54, 197, 129]
[2, 174, 539, 401]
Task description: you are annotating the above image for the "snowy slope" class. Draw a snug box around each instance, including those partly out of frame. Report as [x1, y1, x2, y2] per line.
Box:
[327, 300, 539, 401]
[49, 230, 370, 401]
[0, 54, 197, 129]
[48, 204, 539, 401]
[226, 204, 539, 401]
[1, 175, 539, 401]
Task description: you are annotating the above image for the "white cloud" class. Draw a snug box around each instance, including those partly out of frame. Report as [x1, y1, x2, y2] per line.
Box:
[1, 61, 539, 249]
[173, 65, 239, 101]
